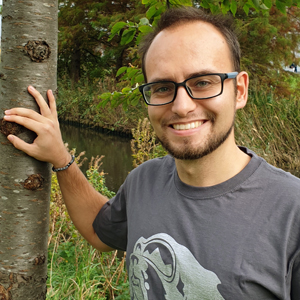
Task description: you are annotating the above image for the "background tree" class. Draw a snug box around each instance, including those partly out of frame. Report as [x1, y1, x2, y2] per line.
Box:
[0, 0, 57, 298]
[58, 0, 147, 83]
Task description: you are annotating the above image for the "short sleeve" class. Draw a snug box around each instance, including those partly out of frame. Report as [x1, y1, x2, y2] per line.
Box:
[93, 185, 128, 251]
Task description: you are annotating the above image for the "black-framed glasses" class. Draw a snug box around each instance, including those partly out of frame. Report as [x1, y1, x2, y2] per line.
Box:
[139, 72, 238, 106]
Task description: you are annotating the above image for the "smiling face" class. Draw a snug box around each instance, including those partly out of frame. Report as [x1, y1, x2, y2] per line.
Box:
[145, 21, 246, 160]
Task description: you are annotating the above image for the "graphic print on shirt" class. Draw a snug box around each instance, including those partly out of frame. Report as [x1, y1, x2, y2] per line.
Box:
[129, 233, 224, 300]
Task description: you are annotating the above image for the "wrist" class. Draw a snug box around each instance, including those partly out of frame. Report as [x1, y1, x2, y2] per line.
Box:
[52, 154, 75, 172]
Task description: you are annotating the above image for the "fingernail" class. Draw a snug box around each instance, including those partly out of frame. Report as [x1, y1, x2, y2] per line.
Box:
[7, 135, 14, 142]
[28, 86, 34, 91]
[4, 109, 11, 114]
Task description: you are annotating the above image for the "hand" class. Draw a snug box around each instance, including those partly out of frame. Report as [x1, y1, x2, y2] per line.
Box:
[4, 86, 71, 168]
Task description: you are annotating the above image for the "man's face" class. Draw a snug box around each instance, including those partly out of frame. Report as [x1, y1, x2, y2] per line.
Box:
[145, 21, 242, 160]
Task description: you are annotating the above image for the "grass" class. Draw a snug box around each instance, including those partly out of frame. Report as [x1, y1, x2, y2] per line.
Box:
[235, 89, 300, 174]
[47, 152, 130, 300]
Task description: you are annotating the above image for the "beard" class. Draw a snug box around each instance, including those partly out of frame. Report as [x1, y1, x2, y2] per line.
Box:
[156, 115, 235, 160]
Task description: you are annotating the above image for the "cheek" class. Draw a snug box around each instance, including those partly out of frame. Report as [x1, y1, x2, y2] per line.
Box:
[148, 107, 163, 125]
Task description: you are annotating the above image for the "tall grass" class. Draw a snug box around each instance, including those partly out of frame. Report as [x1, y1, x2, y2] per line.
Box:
[47, 151, 129, 300]
[235, 90, 300, 174]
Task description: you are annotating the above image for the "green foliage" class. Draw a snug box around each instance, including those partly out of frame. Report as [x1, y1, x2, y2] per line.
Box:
[131, 118, 167, 167]
[56, 77, 147, 133]
[48, 153, 129, 299]
[57, 0, 147, 82]
[86, 156, 116, 199]
[235, 89, 300, 173]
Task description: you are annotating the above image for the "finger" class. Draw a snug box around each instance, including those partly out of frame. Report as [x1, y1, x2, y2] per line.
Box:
[47, 89, 58, 118]
[28, 86, 51, 116]
[4, 114, 51, 135]
[4, 108, 47, 124]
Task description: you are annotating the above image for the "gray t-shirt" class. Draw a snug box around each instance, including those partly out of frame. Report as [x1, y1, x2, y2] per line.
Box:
[93, 147, 300, 299]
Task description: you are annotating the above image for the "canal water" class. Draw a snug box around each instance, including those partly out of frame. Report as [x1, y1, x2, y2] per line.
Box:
[60, 122, 133, 193]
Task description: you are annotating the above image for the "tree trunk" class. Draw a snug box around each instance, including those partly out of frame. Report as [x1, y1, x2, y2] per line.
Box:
[0, 0, 57, 299]
[69, 43, 81, 83]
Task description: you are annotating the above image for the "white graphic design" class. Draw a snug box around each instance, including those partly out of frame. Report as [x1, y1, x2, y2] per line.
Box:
[129, 233, 225, 300]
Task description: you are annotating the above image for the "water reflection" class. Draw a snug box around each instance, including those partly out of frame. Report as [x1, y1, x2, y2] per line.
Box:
[60, 123, 133, 192]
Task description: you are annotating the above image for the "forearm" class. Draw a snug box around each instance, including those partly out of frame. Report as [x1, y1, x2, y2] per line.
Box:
[56, 160, 113, 252]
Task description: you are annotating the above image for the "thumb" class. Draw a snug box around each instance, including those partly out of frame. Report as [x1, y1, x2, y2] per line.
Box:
[7, 134, 31, 155]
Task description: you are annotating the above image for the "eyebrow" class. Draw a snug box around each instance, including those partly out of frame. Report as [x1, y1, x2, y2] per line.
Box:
[148, 69, 219, 83]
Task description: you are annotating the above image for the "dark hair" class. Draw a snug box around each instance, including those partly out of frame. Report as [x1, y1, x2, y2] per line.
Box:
[139, 6, 241, 82]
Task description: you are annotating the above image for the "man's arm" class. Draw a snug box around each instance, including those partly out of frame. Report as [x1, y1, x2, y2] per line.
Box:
[4, 86, 113, 252]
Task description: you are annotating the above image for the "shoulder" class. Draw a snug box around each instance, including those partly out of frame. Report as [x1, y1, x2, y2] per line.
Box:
[129, 155, 175, 176]
[244, 147, 300, 190]
[258, 159, 300, 192]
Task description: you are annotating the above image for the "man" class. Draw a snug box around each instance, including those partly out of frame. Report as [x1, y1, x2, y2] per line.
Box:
[4, 6, 300, 300]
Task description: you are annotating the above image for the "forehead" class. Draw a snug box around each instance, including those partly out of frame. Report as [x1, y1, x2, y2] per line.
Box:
[145, 21, 233, 82]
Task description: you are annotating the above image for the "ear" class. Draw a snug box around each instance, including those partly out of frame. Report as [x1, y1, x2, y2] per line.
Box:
[235, 71, 249, 110]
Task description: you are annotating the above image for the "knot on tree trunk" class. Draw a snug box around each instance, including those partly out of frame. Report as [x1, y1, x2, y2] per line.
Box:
[22, 174, 44, 190]
[0, 119, 25, 137]
[24, 41, 51, 62]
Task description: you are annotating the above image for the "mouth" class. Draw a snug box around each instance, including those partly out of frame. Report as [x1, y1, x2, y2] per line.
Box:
[172, 121, 205, 130]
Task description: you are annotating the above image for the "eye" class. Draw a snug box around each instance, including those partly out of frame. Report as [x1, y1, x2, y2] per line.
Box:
[194, 80, 210, 88]
[154, 86, 170, 93]
[151, 82, 174, 94]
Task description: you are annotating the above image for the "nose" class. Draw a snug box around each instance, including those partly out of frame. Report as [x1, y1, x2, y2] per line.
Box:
[171, 86, 197, 117]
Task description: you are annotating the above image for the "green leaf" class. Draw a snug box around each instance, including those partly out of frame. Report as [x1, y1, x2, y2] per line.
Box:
[135, 74, 145, 83]
[120, 28, 136, 45]
[260, 3, 269, 9]
[100, 92, 112, 100]
[146, 6, 157, 19]
[116, 66, 128, 77]
[243, 3, 251, 14]
[230, 1, 238, 16]
[97, 97, 110, 108]
[139, 17, 149, 26]
[201, 0, 210, 9]
[131, 97, 140, 106]
[209, 3, 221, 14]
[263, 0, 273, 8]
[276, 0, 286, 13]
[127, 69, 139, 79]
[139, 25, 153, 34]
[221, 0, 231, 14]
[252, 0, 260, 8]
[122, 87, 132, 94]
[109, 22, 127, 41]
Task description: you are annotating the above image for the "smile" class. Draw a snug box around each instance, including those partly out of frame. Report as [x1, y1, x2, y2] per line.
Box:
[172, 121, 204, 130]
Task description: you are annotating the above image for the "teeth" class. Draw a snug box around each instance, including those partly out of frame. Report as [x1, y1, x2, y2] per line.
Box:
[173, 121, 203, 130]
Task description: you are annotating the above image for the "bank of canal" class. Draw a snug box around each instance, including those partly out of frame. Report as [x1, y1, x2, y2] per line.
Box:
[60, 122, 133, 193]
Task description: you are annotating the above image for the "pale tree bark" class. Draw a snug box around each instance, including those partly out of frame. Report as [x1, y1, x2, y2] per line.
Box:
[0, 0, 57, 299]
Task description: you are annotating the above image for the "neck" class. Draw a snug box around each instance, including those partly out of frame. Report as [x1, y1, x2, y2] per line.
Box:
[174, 138, 251, 187]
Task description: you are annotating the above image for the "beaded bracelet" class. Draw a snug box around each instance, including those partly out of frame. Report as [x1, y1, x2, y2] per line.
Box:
[52, 155, 75, 172]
